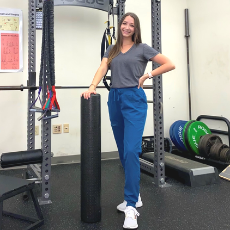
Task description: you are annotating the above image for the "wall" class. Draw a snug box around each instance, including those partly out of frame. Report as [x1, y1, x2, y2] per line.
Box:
[187, 0, 230, 144]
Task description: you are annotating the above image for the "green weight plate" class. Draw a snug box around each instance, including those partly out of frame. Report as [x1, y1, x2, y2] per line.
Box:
[186, 121, 211, 155]
[183, 120, 196, 153]
[182, 120, 195, 151]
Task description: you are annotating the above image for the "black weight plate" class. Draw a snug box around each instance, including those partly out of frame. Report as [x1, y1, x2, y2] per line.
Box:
[198, 134, 223, 158]
[220, 147, 230, 162]
[225, 149, 230, 163]
[210, 143, 228, 161]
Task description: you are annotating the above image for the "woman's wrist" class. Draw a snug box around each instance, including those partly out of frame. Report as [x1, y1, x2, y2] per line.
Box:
[143, 73, 149, 80]
[89, 83, 96, 90]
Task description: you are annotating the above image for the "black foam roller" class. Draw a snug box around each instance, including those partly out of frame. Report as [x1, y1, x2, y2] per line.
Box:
[1, 149, 43, 168]
[81, 94, 101, 223]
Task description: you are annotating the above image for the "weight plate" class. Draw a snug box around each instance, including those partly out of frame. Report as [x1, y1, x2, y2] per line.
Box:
[198, 134, 222, 158]
[173, 120, 187, 151]
[141, 137, 173, 154]
[185, 121, 211, 155]
[225, 149, 230, 163]
[220, 147, 230, 162]
[164, 137, 172, 153]
[183, 120, 196, 153]
[169, 120, 181, 147]
[210, 143, 228, 161]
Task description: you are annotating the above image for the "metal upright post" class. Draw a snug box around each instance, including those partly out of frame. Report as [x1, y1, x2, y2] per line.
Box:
[117, 0, 126, 22]
[151, 0, 166, 187]
[38, 0, 52, 205]
[27, 0, 36, 151]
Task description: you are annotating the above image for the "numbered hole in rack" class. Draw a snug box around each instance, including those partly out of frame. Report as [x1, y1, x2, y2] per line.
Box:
[45, 158, 48, 161]
[45, 170, 48, 173]
[45, 182, 48, 185]
[45, 164, 49, 167]
[45, 188, 49, 191]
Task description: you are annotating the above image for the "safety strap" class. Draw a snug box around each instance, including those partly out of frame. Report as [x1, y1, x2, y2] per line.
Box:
[101, 2, 116, 91]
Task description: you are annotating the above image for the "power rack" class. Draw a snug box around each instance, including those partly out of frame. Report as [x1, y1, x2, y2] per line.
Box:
[27, 0, 165, 205]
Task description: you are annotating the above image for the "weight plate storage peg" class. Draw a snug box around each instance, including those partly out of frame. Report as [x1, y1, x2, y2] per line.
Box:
[209, 143, 228, 161]
[183, 121, 211, 155]
[198, 134, 223, 158]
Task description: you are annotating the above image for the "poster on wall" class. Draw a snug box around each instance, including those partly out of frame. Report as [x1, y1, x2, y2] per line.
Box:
[0, 8, 23, 72]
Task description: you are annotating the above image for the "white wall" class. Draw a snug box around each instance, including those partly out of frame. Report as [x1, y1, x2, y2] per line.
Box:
[0, 0, 188, 156]
[187, 0, 230, 144]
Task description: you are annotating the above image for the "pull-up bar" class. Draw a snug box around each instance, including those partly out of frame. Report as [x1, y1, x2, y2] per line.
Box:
[36, 0, 121, 14]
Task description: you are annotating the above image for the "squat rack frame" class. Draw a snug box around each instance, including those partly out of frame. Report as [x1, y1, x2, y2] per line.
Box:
[27, 0, 165, 205]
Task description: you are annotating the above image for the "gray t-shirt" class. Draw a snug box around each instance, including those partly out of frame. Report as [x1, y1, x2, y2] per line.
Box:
[103, 43, 159, 88]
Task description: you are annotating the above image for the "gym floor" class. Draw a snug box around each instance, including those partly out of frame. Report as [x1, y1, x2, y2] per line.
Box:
[1, 158, 230, 230]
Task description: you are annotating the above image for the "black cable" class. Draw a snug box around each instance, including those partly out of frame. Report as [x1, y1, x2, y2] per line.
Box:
[48, 0, 55, 87]
[44, 1, 51, 90]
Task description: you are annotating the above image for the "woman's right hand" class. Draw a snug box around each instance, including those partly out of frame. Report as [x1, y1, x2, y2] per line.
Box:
[80, 85, 97, 100]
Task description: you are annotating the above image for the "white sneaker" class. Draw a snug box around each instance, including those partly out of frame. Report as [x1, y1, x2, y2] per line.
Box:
[123, 206, 140, 229]
[117, 194, 143, 212]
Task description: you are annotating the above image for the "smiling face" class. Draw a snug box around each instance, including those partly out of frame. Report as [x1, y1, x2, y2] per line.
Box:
[120, 15, 135, 39]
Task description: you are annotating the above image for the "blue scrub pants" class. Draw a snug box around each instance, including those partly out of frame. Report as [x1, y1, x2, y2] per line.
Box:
[107, 87, 147, 208]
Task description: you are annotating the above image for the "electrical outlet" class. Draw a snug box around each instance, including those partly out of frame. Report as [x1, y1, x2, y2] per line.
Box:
[63, 124, 69, 133]
[35, 126, 39, 135]
[53, 125, 62, 134]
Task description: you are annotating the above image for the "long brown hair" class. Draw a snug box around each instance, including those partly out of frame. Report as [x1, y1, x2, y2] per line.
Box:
[107, 12, 142, 66]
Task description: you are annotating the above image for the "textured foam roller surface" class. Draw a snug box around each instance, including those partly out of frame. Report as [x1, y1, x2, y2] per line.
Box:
[81, 94, 101, 223]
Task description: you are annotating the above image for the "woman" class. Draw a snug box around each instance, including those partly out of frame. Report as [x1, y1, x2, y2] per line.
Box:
[81, 12, 175, 229]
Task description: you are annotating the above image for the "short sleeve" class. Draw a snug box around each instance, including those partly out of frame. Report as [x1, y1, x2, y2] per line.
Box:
[103, 45, 113, 58]
[143, 43, 160, 61]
